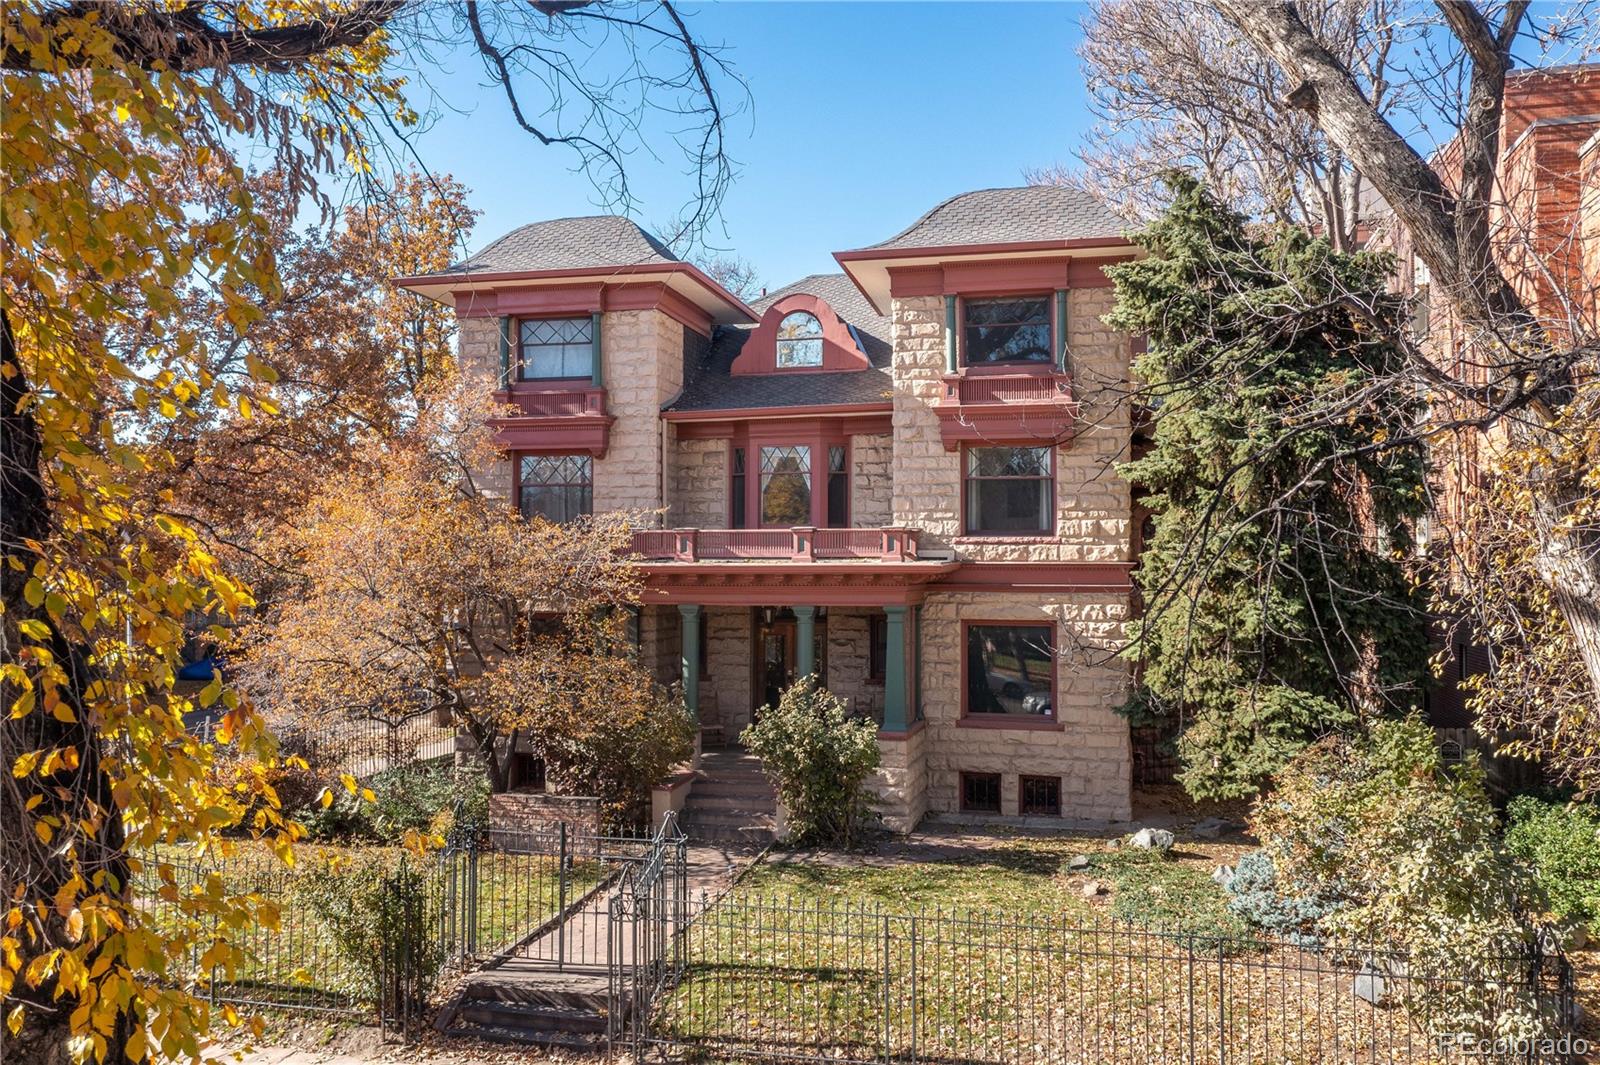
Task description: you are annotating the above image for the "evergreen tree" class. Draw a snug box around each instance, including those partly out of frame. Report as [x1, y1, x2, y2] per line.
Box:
[1109, 175, 1431, 800]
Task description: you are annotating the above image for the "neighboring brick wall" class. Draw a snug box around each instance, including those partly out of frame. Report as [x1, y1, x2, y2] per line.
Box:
[888, 290, 1133, 563]
[489, 792, 602, 837]
[850, 433, 894, 527]
[917, 590, 1133, 822]
[671, 437, 728, 527]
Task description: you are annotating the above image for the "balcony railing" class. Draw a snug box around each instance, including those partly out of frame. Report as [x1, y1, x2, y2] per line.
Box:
[629, 527, 920, 562]
[944, 372, 1070, 405]
[492, 384, 607, 418]
[933, 370, 1075, 450]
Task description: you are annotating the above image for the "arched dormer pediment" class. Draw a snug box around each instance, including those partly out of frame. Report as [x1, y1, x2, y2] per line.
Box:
[730, 292, 872, 375]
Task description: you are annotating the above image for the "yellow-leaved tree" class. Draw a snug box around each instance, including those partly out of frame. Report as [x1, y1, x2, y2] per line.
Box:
[0, 4, 739, 1062]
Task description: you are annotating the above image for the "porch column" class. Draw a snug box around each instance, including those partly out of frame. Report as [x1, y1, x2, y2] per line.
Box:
[678, 604, 701, 722]
[794, 606, 816, 680]
[883, 605, 909, 732]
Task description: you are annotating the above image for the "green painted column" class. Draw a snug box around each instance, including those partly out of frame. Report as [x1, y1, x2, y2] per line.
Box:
[794, 606, 816, 680]
[590, 310, 604, 387]
[678, 604, 701, 722]
[497, 316, 513, 387]
[1055, 289, 1070, 374]
[943, 295, 958, 373]
[883, 606, 908, 732]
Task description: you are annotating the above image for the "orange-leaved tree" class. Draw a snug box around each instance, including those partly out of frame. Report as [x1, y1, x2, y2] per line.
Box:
[0, 3, 738, 1062]
[236, 383, 685, 813]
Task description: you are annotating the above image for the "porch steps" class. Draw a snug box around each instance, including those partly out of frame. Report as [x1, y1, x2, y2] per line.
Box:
[681, 748, 777, 846]
[440, 966, 612, 1050]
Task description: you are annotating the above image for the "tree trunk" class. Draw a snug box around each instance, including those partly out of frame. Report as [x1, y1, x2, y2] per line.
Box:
[1, 309, 130, 1063]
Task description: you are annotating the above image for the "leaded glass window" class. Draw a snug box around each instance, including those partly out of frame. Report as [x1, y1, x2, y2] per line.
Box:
[519, 454, 592, 523]
[775, 312, 823, 368]
[962, 296, 1052, 364]
[519, 317, 592, 380]
[759, 445, 811, 526]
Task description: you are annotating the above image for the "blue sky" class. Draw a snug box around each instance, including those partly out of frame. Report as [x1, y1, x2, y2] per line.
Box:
[400, 2, 1096, 288]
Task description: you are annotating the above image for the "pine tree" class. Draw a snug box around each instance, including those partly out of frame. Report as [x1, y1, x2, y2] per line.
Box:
[1110, 175, 1431, 800]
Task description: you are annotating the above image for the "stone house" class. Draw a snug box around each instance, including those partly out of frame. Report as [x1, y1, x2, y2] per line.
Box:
[397, 186, 1139, 829]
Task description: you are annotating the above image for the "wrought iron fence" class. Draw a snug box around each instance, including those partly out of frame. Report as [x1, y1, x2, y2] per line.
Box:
[627, 895, 1582, 1065]
[274, 703, 455, 780]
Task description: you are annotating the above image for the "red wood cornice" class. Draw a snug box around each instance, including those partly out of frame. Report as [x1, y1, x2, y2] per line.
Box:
[885, 254, 1133, 300]
[453, 278, 715, 336]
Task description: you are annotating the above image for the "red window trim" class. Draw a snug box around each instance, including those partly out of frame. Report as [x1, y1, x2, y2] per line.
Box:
[867, 611, 888, 686]
[723, 424, 853, 530]
[1018, 775, 1063, 817]
[958, 770, 1003, 814]
[959, 444, 1057, 538]
[958, 619, 1059, 727]
[957, 292, 1057, 371]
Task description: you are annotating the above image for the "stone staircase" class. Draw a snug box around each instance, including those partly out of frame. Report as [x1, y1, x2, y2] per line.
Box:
[679, 747, 777, 846]
[440, 965, 612, 1050]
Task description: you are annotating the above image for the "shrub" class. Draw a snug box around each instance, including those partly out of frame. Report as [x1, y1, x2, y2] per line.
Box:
[1505, 795, 1600, 936]
[742, 677, 881, 847]
[1225, 849, 1343, 946]
[296, 761, 486, 843]
[1251, 718, 1557, 1045]
[298, 852, 444, 1021]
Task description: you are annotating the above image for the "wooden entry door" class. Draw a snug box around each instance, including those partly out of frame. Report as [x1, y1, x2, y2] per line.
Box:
[756, 621, 796, 719]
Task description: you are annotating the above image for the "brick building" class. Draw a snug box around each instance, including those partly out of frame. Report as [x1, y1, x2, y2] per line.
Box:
[1372, 64, 1600, 761]
[398, 186, 1139, 830]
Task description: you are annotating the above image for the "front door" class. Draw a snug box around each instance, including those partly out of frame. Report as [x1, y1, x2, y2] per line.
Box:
[757, 621, 796, 719]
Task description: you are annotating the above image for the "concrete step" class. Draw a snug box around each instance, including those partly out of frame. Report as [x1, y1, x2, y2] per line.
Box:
[445, 1021, 605, 1051]
[686, 793, 775, 813]
[457, 1000, 607, 1034]
[691, 781, 775, 800]
[680, 806, 775, 825]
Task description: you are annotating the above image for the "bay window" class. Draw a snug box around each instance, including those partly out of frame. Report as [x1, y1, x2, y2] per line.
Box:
[759, 445, 811, 526]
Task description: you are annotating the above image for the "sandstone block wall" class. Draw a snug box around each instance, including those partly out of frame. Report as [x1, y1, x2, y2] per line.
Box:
[917, 590, 1133, 822]
[671, 437, 728, 527]
[457, 315, 514, 501]
[873, 725, 928, 834]
[888, 289, 1132, 563]
[851, 433, 894, 527]
[823, 608, 884, 723]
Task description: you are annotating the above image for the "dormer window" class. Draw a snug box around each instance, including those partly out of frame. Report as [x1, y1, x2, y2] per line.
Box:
[963, 296, 1052, 365]
[775, 312, 824, 368]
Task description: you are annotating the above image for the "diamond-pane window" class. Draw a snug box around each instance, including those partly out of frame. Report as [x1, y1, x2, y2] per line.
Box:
[519, 317, 593, 380]
[759, 445, 811, 526]
[519, 454, 592, 524]
[776, 312, 823, 368]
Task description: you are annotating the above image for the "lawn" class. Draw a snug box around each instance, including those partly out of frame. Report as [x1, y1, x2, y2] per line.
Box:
[132, 838, 606, 1009]
[652, 830, 1499, 1064]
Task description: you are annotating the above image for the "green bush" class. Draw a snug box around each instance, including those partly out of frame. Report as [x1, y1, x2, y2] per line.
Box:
[1505, 795, 1600, 936]
[1252, 718, 1556, 1045]
[298, 851, 444, 1020]
[742, 677, 881, 847]
[297, 761, 486, 843]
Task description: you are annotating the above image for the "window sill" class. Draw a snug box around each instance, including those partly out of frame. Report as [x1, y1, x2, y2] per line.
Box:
[954, 534, 1059, 543]
[956, 716, 1063, 732]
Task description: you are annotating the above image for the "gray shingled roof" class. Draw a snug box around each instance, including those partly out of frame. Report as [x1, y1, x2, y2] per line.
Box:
[668, 273, 893, 413]
[429, 215, 680, 276]
[859, 186, 1125, 251]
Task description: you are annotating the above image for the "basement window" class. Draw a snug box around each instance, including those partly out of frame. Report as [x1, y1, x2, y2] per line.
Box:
[1019, 776, 1061, 817]
[960, 772, 1002, 814]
